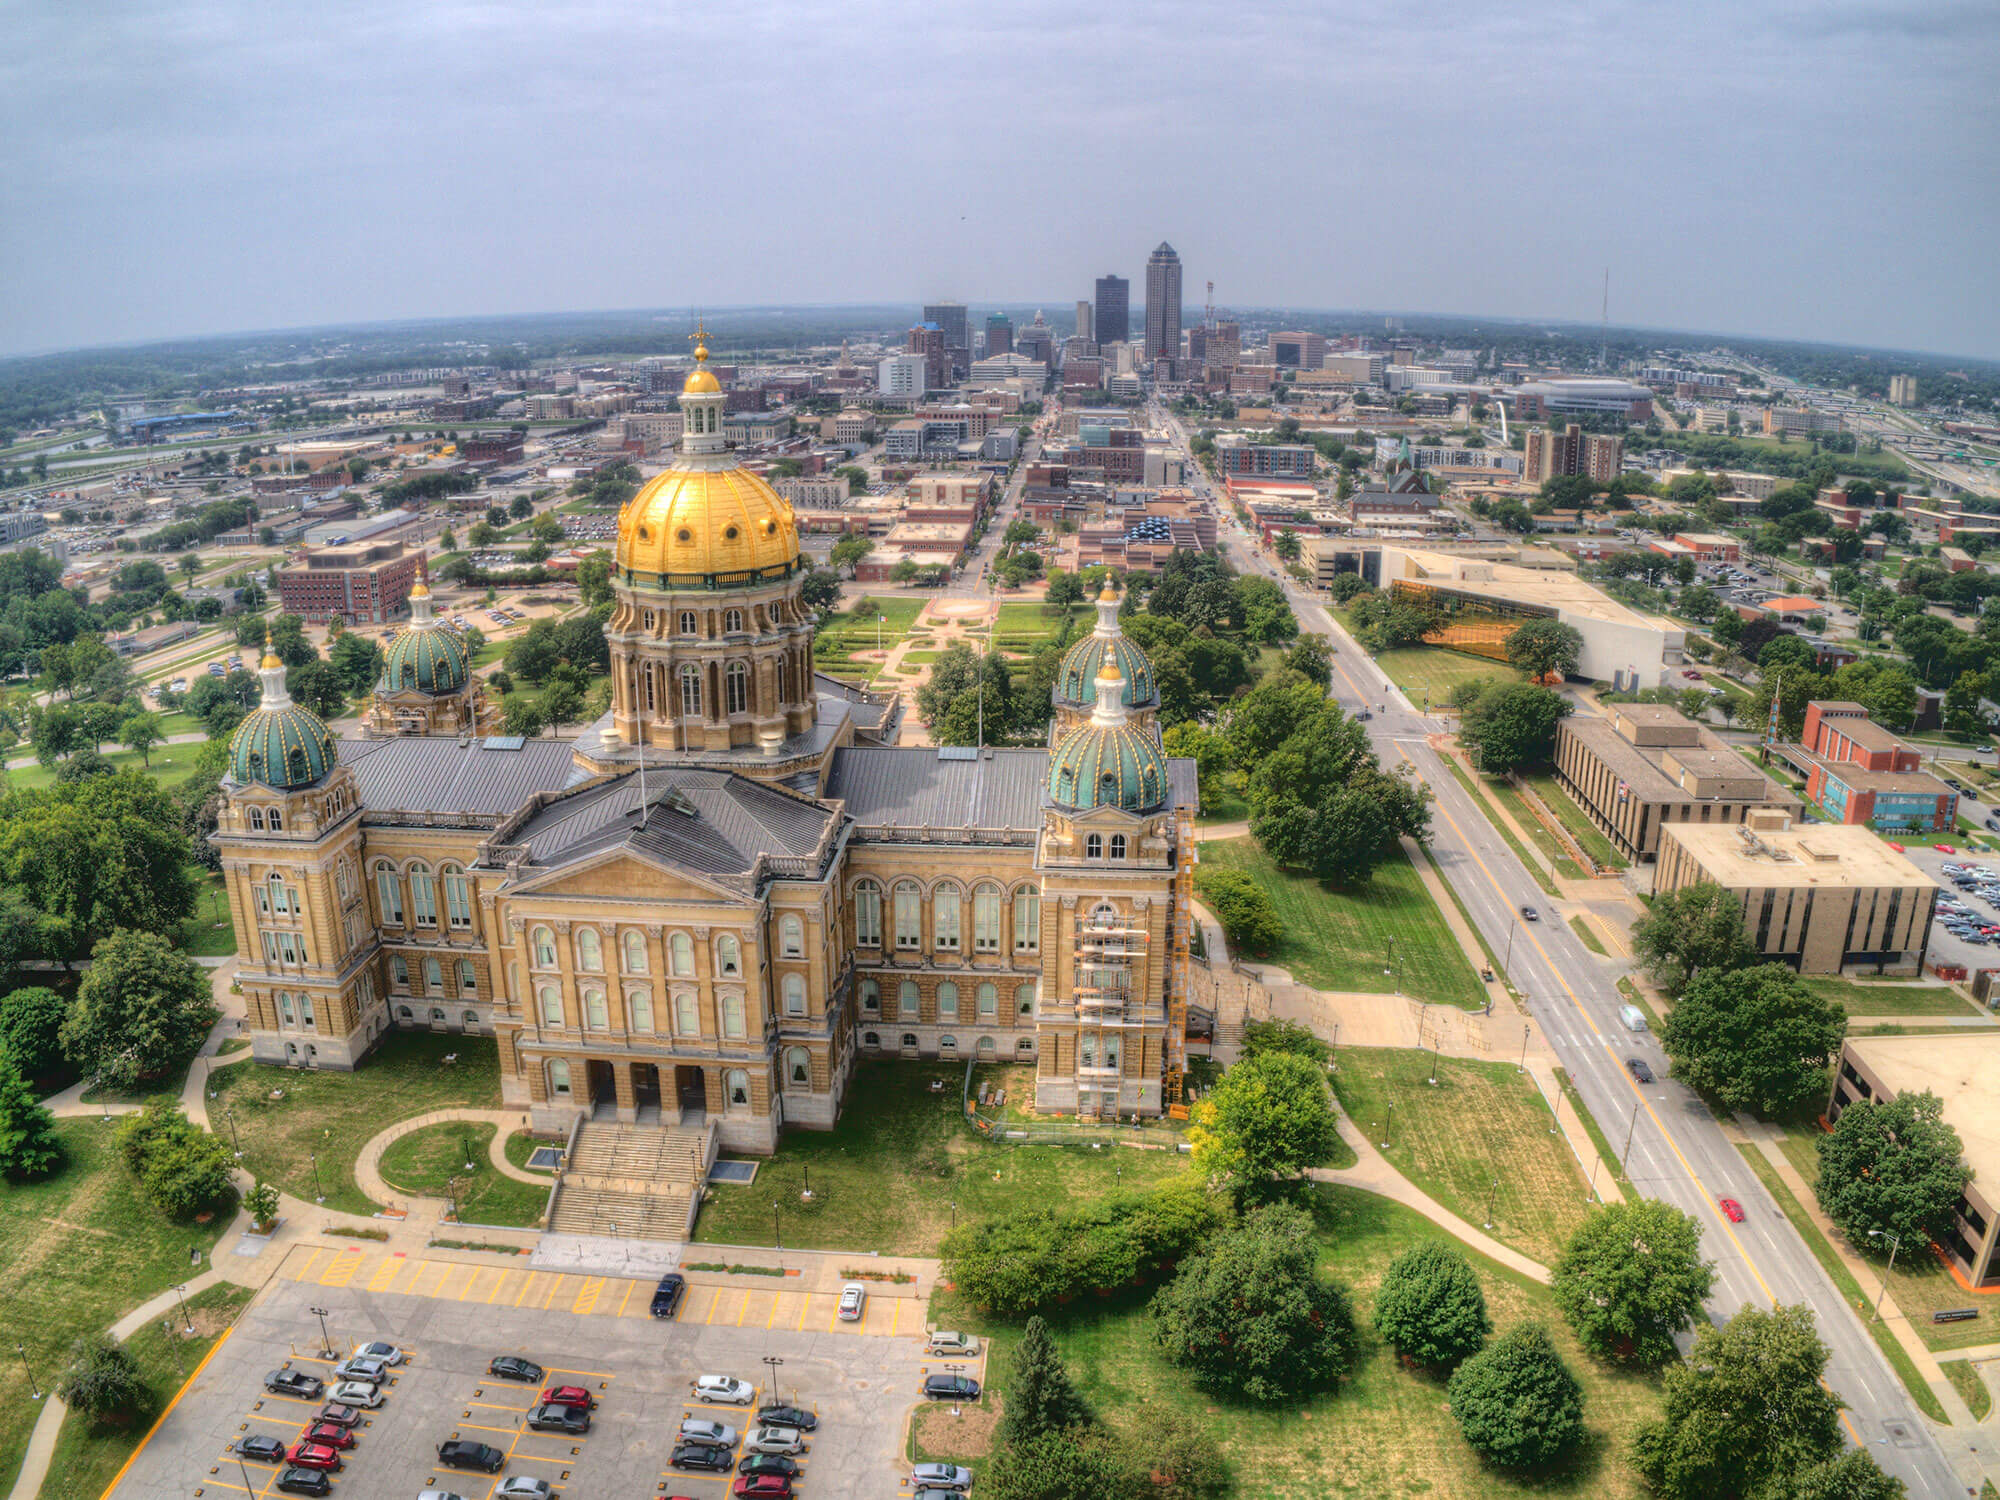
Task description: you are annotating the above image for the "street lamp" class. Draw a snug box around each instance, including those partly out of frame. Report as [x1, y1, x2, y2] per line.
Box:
[310, 1150, 324, 1204]
[462, 1134, 475, 1172]
[174, 1282, 194, 1333]
[1621, 1100, 1641, 1167]
[1484, 1177, 1498, 1230]
[226, 1106, 241, 1157]
[762, 1354, 786, 1408]
[16, 1344, 40, 1400]
[1518, 1024, 1531, 1074]
[161, 1320, 185, 1379]
[1867, 1230, 1903, 1322]
[444, 1175, 462, 1224]
[308, 1305, 334, 1360]
[949, 1200, 957, 1230]
[1380, 1101, 1394, 1151]
[773, 1200, 782, 1253]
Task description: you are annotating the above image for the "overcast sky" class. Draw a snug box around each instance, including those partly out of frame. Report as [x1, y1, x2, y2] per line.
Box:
[4, 0, 1997, 361]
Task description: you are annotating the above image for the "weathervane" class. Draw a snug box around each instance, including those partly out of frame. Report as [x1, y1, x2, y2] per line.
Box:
[689, 316, 710, 362]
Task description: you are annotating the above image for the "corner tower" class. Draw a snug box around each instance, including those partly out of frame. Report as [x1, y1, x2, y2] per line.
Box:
[1052, 582, 1158, 738]
[363, 556, 495, 737]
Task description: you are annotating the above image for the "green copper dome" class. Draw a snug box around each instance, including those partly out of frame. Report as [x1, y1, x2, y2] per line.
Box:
[1056, 633, 1156, 710]
[229, 702, 338, 790]
[377, 622, 470, 696]
[1047, 719, 1170, 813]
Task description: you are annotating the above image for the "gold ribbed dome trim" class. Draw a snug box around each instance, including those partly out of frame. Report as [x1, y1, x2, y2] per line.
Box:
[617, 462, 801, 581]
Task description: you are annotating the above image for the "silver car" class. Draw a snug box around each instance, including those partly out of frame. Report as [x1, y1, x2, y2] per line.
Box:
[678, 1417, 737, 1447]
[743, 1424, 804, 1455]
[912, 1464, 974, 1493]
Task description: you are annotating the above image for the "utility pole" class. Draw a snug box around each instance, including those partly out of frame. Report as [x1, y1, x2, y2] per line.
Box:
[1622, 1100, 1641, 1168]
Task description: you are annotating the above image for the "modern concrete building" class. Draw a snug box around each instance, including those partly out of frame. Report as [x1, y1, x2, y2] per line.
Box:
[1074, 299, 1093, 342]
[1654, 812, 1936, 974]
[1888, 373, 1920, 407]
[984, 313, 1013, 357]
[1094, 275, 1129, 348]
[878, 354, 926, 398]
[1143, 244, 1182, 362]
[1828, 1032, 1999, 1288]
[1270, 331, 1328, 370]
[1554, 705, 1800, 862]
[1215, 435, 1315, 480]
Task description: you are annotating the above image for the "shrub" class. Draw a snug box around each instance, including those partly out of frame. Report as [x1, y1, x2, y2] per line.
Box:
[1447, 1324, 1584, 1468]
[58, 1336, 154, 1423]
[1372, 1240, 1491, 1369]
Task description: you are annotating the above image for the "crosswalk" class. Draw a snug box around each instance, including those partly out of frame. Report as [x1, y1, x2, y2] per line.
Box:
[279, 1245, 919, 1336]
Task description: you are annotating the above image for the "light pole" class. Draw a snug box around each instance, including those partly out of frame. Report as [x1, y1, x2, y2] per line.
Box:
[462, 1134, 475, 1172]
[1518, 1024, 1531, 1074]
[1484, 1177, 1498, 1230]
[1867, 1230, 1903, 1322]
[310, 1150, 324, 1204]
[1504, 918, 1518, 972]
[16, 1344, 40, 1400]
[445, 1174, 462, 1224]
[801, 1163, 811, 1200]
[309, 1305, 333, 1360]
[161, 1320, 185, 1379]
[950, 1200, 958, 1230]
[762, 1354, 785, 1408]
[226, 1106, 241, 1158]
[773, 1200, 782, 1253]
[1380, 1101, 1394, 1151]
[174, 1282, 194, 1333]
[1621, 1100, 1641, 1168]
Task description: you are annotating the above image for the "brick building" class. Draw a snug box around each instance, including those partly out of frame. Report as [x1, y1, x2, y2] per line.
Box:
[276, 541, 422, 626]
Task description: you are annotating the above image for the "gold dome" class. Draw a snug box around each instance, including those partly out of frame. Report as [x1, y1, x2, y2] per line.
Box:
[617, 464, 801, 582]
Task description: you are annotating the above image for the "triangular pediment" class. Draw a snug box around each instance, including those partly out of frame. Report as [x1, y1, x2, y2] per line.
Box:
[510, 847, 749, 907]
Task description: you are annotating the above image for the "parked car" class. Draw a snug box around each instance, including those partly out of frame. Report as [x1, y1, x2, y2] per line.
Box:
[680, 1418, 738, 1447]
[353, 1340, 406, 1366]
[326, 1381, 384, 1408]
[274, 1469, 332, 1497]
[672, 1441, 734, 1473]
[925, 1332, 980, 1357]
[264, 1370, 324, 1400]
[528, 1402, 591, 1435]
[1626, 1058, 1654, 1084]
[651, 1272, 687, 1319]
[911, 1463, 975, 1493]
[539, 1385, 595, 1410]
[732, 1476, 794, 1499]
[739, 1454, 804, 1479]
[312, 1403, 361, 1428]
[488, 1356, 545, 1383]
[332, 1356, 386, 1384]
[694, 1375, 756, 1404]
[837, 1282, 866, 1321]
[494, 1480, 555, 1500]
[236, 1435, 288, 1464]
[438, 1439, 506, 1472]
[742, 1424, 805, 1455]
[285, 1443, 343, 1473]
[922, 1374, 981, 1402]
[299, 1421, 355, 1450]
[1719, 1197, 1746, 1223]
[756, 1404, 817, 1432]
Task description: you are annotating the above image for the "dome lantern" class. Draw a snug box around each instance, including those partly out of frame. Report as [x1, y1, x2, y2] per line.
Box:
[1046, 655, 1170, 815]
[229, 626, 338, 790]
[1054, 579, 1157, 715]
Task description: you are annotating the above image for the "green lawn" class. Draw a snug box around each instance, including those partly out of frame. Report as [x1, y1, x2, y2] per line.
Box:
[377, 1121, 547, 1227]
[0, 1122, 241, 1495]
[209, 1033, 502, 1216]
[918, 1184, 1663, 1499]
[814, 597, 928, 673]
[504, 1129, 560, 1175]
[176, 865, 239, 958]
[693, 1062, 1190, 1255]
[40, 1281, 255, 1500]
[1198, 837, 1487, 1009]
[1941, 1359, 1992, 1420]
[4, 735, 216, 793]
[1799, 977, 1985, 1018]
[1568, 915, 1607, 955]
[1330, 1047, 1594, 1266]
[992, 602, 1085, 652]
[1523, 772, 1628, 870]
[1373, 647, 1521, 709]
[1489, 776, 1587, 880]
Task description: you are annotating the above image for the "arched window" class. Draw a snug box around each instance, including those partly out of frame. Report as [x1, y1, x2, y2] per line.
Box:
[627, 988, 654, 1032]
[679, 610, 698, 637]
[780, 914, 803, 958]
[973, 884, 1001, 951]
[725, 608, 745, 634]
[725, 660, 749, 715]
[901, 1032, 919, 1049]
[409, 863, 437, 926]
[939, 1034, 958, 1053]
[859, 978, 879, 1013]
[898, 980, 919, 1019]
[643, 609, 656, 633]
[782, 974, 806, 1016]
[864, 1030, 881, 1049]
[576, 928, 603, 972]
[335, 856, 354, 902]
[977, 982, 998, 1018]
[726, 1068, 750, 1107]
[933, 884, 961, 952]
[457, 958, 477, 996]
[774, 655, 789, 705]
[249, 807, 264, 831]
[786, 1046, 810, 1088]
[679, 664, 702, 717]
[853, 881, 882, 947]
[675, 992, 699, 1036]
[669, 931, 695, 976]
[532, 926, 556, 968]
[893, 881, 922, 950]
[1085, 833, 1103, 859]
[721, 993, 746, 1039]
[622, 930, 648, 973]
[462, 1009, 480, 1030]
[1017, 983, 1037, 1017]
[583, 987, 608, 1030]
[717, 934, 741, 977]
[1109, 834, 1126, 860]
[397, 1004, 413, 1021]
[548, 1059, 572, 1098]
[422, 956, 443, 994]
[977, 1036, 997, 1057]
[430, 1006, 446, 1026]
[1014, 888, 1040, 952]
[268, 806, 284, 832]
[538, 985, 563, 1027]
[937, 981, 959, 1019]
[442, 865, 472, 928]
[375, 863, 403, 924]
[390, 954, 409, 990]
[277, 992, 295, 1027]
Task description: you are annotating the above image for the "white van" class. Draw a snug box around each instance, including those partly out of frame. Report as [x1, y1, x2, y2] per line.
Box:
[1620, 1005, 1648, 1033]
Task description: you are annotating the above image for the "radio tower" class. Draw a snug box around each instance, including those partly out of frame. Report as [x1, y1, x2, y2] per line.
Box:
[1600, 267, 1610, 371]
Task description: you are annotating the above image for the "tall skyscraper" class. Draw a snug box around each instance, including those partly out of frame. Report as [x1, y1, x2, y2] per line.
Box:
[1094, 276, 1129, 347]
[1144, 243, 1183, 362]
[922, 302, 969, 377]
[985, 312, 1014, 357]
[1074, 299, 1093, 342]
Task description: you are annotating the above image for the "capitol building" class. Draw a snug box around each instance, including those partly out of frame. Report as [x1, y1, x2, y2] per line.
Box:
[213, 340, 1196, 1204]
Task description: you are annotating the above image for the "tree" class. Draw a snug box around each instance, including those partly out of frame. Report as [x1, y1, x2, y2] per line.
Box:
[1273, 530, 1302, 562]
[0, 985, 69, 1081]
[1001, 1317, 1089, 1446]
[798, 567, 842, 615]
[540, 679, 584, 732]
[1283, 633, 1333, 689]
[509, 495, 534, 520]
[1551, 1198, 1713, 1364]
[115, 712, 162, 768]
[1632, 1303, 1844, 1500]
[1455, 681, 1572, 772]
[1150, 1203, 1356, 1401]
[57, 1335, 154, 1424]
[1241, 1017, 1330, 1065]
[829, 535, 874, 575]
[0, 1048, 63, 1180]
[328, 631, 384, 694]
[1814, 1089, 1970, 1251]
[1372, 1240, 1491, 1370]
[1123, 1410, 1228, 1500]
[1660, 964, 1846, 1118]
[500, 694, 545, 738]
[1630, 879, 1759, 998]
[285, 658, 347, 721]
[1505, 619, 1584, 680]
[1190, 867, 1284, 957]
[1785, 1450, 1908, 1500]
[1188, 1051, 1339, 1196]
[1446, 1324, 1584, 1469]
[61, 930, 218, 1093]
[985, 1429, 1133, 1500]
[1043, 569, 1084, 609]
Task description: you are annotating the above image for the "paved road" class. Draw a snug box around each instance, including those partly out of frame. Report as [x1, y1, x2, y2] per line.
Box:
[1149, 404, 1970, 1497]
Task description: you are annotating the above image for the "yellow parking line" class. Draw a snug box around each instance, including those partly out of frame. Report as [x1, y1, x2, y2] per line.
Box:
[406, 1259, 443, 1298]
[514, 1271, 542, 1308]
[617, 1278, 638, 1317]
[487, 1268, 515, 1305]
[542, 1273, 569, 1310]
[318, 1251, 363, 1287]
[292, 1248, 325, 1282]
[828, 1297, 841, 1332]
[455, 1420, 520, 1436]
[701, 1288, 723, 1324]
[546, 1365, 618, 1381]
[735, 1291, 750, 1326]
[891, 1299, 902, 1336]
[766, 1294, 781, 1329]
[796, 1294, 810, 1331]
[367, 1255, 407, 1293]
[572, 1276, 603, 1315]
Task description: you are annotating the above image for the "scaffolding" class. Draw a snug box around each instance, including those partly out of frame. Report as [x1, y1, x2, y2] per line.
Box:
[1164, 806, 1192, 1116]
[1073, 908, 1148, 1120]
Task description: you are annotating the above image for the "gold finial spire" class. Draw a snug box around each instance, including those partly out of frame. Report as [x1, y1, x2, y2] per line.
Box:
[260, 624, 281, 670]
[689, 316, 711, 365]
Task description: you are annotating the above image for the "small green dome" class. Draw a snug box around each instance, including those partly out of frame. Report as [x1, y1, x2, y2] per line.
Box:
[378, 624, 470, 696]
[1048, 720, 1170, 813]
[229, 703, 338, 789]
[1056, 634, 1157, 710]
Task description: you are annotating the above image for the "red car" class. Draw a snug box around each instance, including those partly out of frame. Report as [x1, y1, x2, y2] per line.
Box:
[733, 1476, 796, 1499]
[539, 1384, 595, 1410]
[1938, 845, 1958, 854]
[1886, 841, 1905, 852]
[286, 1443, 344, 1472]
[1718, 1197, 1745, 1223]
[300, 1421, 354, 1450]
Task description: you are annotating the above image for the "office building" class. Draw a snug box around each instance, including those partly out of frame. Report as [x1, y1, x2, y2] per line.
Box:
[1143, 243, 1183, 362]
[1512, 379, 1654, 421]
[1094, 275, 1130, 348]
[1525, 424, 1625, 485]
[1215, 436, 1315, 480]
[1828, 1033, 1998, 1287]
[276, 540, 423, 626]
[922, 302, 969, 377]
[1270, 331, 1328, 370]
[1074, 300, 1093, 342]
[1554, 705, 1800, 863]
[1655, 812, 1935, 975]
[982, 313, 1012, 357]
[1765, 406, 1844, 437]
[1888, 374, 1919, 407]
[1789, 702, 1958, 832]
[878, 354, 927, 398]
[907, 323, 951, 390]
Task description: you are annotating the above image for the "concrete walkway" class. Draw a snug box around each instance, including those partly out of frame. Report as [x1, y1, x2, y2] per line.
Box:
[352, 1107, 550, 1216]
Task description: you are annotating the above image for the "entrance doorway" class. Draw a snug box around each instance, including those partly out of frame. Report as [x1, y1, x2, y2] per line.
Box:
[675, 1064, 708, 1122]
[585, 1059, 617, 1118]
[632, 1063, 662, 1123]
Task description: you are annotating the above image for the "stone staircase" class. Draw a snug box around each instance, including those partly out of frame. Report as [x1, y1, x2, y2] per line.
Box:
[546, 1118, 717, 1241]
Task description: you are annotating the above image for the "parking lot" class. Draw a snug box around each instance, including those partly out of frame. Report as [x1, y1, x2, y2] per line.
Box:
[1898, 841, 2000, 977]
[110, 1247, 963, 1500]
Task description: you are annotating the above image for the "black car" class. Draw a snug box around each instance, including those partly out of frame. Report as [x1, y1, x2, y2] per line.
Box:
[487, 1356, 545, 1383]
[756, 1404, 818, 1432]
[740, 1454, 805, 1479]
[922, 1374, 981, 1401]
[673, 1441, 734, 1472]
[1626, 1058, 1655, 1084]
[274, 1469, 332, 1497]
[1519, 906, 1539, 922]
[237, 1435, 288, 1464]
[650, 1272, 686, 1319]
[264, 1370, 324, 1400]
[438, 1439, 506, 1472]
[528, 1402, 592, 1434]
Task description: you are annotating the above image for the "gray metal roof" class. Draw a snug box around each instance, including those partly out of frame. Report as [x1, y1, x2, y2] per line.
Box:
[339, 735, 578, 817]
[825, 746, 1199, 831]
